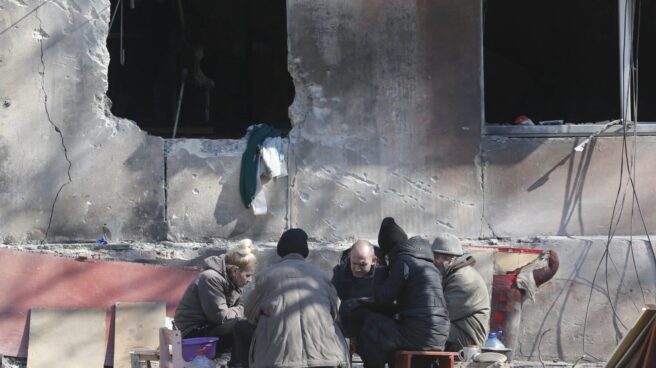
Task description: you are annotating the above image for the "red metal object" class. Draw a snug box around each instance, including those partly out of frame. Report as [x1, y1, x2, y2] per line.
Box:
[0, 248, 199, 363]
[467, 244, 543, 255]
[489, 274, 523, 351]
[466, 244, 543, 256]
[394, 350, 457, 368]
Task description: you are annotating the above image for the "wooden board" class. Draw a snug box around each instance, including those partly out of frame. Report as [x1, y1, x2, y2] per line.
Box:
[0, 247, 198, 364]
[606, 304, 656, 367]
[27, 308, 106, 368]
[113, 302, 166, 368]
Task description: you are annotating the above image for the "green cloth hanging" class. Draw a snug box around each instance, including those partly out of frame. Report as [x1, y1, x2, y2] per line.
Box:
[239, 124, 284, 208]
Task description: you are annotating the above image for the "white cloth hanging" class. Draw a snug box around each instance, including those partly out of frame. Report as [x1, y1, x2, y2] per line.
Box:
[261, 137, 288, 178]
[250, 159, 268, 215]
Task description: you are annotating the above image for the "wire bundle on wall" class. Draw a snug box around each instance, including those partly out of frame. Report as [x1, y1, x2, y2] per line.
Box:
[580, 0, 656, 363]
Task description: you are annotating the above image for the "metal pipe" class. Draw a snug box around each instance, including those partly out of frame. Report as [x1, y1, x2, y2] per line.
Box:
[172, 69, 188, 139]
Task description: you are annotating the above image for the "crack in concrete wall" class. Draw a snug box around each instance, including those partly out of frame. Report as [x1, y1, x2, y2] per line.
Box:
[476, 150, 498, 239]
[283, 56, 311, 228]
[36, 6, 73, 241]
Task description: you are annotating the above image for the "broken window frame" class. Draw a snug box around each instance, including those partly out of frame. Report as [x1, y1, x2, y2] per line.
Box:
[482, 0, 656, 138]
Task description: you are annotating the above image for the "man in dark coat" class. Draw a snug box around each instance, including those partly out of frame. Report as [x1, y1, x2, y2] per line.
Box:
[357, 218, 450, 368]
[432, 233, 490, 351]
[331, 240, 388, 337]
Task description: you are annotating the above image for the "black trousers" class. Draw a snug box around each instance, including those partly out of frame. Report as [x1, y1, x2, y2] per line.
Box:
[231, 319, 255, 368]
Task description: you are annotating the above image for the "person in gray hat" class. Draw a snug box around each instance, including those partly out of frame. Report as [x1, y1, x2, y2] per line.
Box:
[432, 233, 490, 351]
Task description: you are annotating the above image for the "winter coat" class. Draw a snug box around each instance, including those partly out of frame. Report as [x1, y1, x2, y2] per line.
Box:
[331, 256, 388, 337]
[372, 236, 450, 348]
[331, 251, 388, 301]
[174, 255, 244, 337]
[442, 255, 490, 349]
[244, 253, 349, 368]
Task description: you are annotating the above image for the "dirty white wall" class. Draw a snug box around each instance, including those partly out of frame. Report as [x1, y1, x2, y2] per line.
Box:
[284, 0, 483, 241]
[166, 139, 288, 241]
[5, 0, 654, 243]
[0, 0, 165, 243]
[483, 137, 656, 237]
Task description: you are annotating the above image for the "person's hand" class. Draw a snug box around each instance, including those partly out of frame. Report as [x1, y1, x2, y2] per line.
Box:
[356, 297, 375, 305]
[341, 299, 360, 310]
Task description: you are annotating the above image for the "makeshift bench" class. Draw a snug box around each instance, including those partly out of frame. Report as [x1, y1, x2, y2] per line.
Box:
[394, 350, 458, 368]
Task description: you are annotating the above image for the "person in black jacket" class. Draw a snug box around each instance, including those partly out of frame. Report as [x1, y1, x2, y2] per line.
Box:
[357, 218, 450, 368]
[331, 240, 389, 337]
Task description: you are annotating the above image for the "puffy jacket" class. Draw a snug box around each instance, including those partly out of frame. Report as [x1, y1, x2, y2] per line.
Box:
[245, 253, 349, 368]
[374, 236, 450, 348]
[442, 255, 490, 349]
[174, 255, 243, 337]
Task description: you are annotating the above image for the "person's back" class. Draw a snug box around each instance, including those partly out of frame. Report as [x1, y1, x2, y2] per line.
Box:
[375, 236, 450, 347]
[442, 255, 490, 350]
[432, 233, 490, 351]
[245, 229, 349, 368]
[357, 219, 450, 368]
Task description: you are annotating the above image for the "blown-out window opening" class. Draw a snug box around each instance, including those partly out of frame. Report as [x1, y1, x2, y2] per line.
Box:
[483, 0, 656, 136]
[106, 0, 294, 139]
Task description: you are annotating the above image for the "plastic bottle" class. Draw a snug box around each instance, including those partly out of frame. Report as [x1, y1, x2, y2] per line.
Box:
[189, 344, 213, 368]
[484, 331, 506, 349]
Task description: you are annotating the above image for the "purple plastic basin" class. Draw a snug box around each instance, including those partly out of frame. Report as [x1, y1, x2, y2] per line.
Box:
[181, 337, 219, 362]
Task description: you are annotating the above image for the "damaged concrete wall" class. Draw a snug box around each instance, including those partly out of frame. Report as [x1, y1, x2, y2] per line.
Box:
[2, 0, 656, 244]
[516, 237, 656, 362]
[1, 0, 486, 244]
[483, 137, 656, 237]
[0, 0, 165, 242]
[286, 0, 484, 241]
[166, 139, 288, 242]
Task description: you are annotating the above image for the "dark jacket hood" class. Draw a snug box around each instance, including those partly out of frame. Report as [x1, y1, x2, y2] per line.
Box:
[389, 236, 434, 263]
[378, 217, 408, 254]
[205, 254, 240, 291]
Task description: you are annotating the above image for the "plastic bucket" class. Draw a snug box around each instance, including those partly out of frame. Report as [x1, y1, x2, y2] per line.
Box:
[181, 337, 219, 361]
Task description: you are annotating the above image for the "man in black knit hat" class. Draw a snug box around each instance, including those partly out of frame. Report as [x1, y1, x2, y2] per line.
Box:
[357, 218, 450, 368]
[244, 228, 349, 368]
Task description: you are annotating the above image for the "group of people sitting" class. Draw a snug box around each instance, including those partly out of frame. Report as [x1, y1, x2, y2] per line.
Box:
[174, 217, 490, 368]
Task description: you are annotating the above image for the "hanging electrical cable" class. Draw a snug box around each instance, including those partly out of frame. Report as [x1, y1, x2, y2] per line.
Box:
[580, 0, 655, 360]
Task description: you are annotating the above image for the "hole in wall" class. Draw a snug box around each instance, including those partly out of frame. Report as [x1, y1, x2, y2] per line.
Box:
[484, 0, 620, 124]
[106, 0, 294, 138]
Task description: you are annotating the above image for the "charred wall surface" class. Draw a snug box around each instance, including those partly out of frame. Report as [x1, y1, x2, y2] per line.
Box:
[0, 0, 165, 243]
[482, 137, 656, 237]
[285, 0, 484, 240]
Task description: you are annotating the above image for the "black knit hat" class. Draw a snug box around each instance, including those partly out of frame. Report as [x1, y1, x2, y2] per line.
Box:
[378, 217, 408, 253]
[277, 228, 309, 258]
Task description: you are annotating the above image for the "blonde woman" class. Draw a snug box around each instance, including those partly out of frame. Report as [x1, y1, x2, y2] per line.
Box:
[175, 239, 256, 358]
